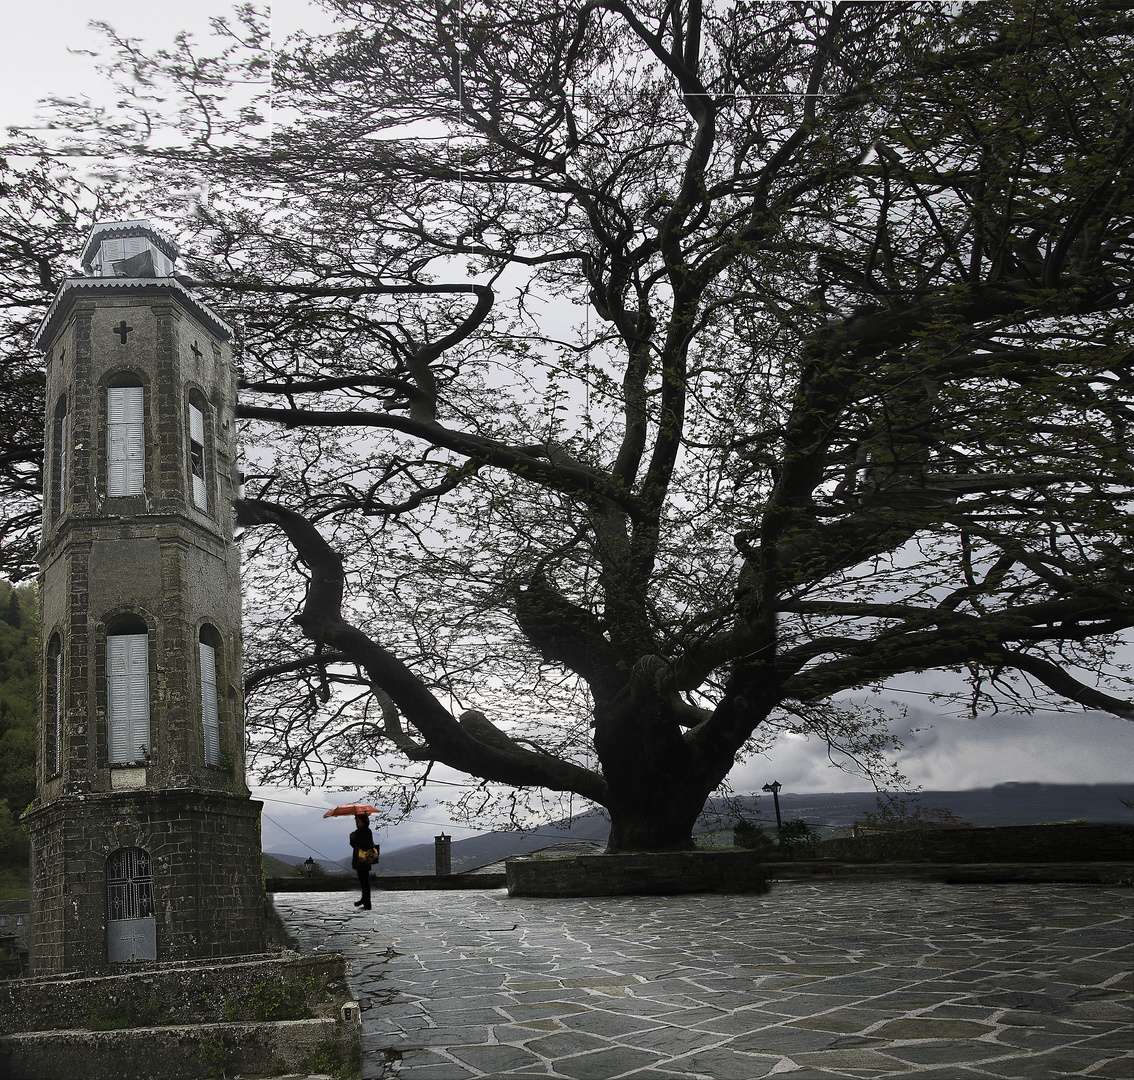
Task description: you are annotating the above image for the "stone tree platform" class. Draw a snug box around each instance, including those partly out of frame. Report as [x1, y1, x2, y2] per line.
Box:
[506, 847, 769, 897]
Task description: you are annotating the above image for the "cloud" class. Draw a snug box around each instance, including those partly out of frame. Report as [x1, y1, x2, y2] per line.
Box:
[732, 706, 1134, 794]
[888, 708, 1134, 789]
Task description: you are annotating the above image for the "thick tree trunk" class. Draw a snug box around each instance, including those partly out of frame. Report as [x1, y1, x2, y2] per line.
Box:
[592, 653, 785, 852]
[605, 789, 708, 852]
[594, 689, 727, 853]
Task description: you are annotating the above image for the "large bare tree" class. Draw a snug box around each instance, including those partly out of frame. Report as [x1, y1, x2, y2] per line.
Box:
[0, 162, 103, 579]
[6, 0, 1133, 848]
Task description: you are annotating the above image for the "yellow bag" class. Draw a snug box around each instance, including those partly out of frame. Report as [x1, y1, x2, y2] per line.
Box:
[358, 845, 380, 865]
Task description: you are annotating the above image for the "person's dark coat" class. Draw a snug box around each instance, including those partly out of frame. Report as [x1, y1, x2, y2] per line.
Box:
[350, 823, 375, 871]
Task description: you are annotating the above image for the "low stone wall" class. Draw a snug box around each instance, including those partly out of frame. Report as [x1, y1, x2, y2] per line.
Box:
[267, 872, 507, 892]
[817, 822, 1134, 864]
[506, 850, 769, 897]
[377, 873, 508, 891]
[769, 860, 1134, 884]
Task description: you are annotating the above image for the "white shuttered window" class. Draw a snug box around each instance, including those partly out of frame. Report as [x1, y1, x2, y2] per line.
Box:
[54, 649, 63, 775]
[108, 633, 150, 763]
[188, 403, 207, 509]
[199, 641, 220, 766]
[108, 386, 144, 496]
[55, 398, 68, 514]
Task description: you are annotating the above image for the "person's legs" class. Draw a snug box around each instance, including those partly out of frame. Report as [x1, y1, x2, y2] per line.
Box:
[356, 865, 372, 909]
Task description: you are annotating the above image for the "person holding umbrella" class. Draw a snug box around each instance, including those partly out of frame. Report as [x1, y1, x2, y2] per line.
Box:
[324, 803, 380, 911]
[349, 814, 376, 909]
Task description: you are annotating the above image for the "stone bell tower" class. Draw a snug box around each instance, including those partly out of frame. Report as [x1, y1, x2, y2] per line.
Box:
[25, 220, 265, 973]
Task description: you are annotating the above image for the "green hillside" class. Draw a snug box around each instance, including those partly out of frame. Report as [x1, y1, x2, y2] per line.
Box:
[0, 580, 36, 899]
[262, 853, 302, 878]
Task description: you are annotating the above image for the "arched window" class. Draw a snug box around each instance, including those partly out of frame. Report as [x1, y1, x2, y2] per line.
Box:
[107, 383, 144, 496]
[106, 616, 150, 764]
[46, 635, 63, 776]
[199, 625, 221, 766]
[52, 395, 68, 518]
[187, 395, 209, 511]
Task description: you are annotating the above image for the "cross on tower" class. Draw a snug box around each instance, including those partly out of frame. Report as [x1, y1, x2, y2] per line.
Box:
[190, 341, 203, 358]
[113, 321, 134, 344]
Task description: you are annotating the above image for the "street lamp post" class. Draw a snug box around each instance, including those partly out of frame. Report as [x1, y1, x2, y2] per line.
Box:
[762, 781, 783, 837]
[303, 856, 316, 878]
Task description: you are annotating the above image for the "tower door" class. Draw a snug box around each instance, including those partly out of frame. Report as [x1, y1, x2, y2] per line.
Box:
[107, 847, 156, 962]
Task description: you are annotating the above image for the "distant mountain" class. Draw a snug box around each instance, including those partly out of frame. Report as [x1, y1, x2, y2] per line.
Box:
[726, 782, 1134, 832]
[376, 812, 610, 876]
[273, 783, 1134, 873]
[265, 851, 351, 875]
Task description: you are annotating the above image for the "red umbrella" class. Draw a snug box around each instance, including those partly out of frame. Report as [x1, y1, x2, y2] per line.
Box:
[323, 803, 381, 818]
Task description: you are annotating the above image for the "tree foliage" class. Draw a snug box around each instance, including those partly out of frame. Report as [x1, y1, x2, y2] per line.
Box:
[855, 795, 971, 833]
[5, 0, 1133, 848]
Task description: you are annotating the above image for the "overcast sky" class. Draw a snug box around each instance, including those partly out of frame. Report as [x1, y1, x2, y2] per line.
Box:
[5, 1, 1132, 859]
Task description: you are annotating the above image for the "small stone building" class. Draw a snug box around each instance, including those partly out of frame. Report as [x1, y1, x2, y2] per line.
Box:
[0, 900, 31, 978]
[24, 220, 265, 973]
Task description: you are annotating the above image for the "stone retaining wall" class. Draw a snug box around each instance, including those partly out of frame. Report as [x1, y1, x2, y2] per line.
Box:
[0, 950, 347, 1034]
[0, 950, 359, 1079]
[0, 1016, 357, 1080]
[506, 849, 769, 897]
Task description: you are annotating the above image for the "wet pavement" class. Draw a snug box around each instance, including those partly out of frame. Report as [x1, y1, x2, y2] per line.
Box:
[272, 880, 1133, 1079]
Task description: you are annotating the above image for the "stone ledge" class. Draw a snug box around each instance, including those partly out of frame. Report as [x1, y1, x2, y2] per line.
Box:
[506, 849, 770, 897]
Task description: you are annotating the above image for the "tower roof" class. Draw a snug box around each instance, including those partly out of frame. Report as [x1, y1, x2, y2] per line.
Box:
[80, 220, 181, 274]
[34, 219, 232, 349]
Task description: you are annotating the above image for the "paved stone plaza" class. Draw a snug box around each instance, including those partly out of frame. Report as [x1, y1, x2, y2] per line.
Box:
[272, 881, 1133, 1079]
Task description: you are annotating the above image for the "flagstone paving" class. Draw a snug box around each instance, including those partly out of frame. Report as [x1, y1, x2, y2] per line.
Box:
[272, 881, 1133, 1079]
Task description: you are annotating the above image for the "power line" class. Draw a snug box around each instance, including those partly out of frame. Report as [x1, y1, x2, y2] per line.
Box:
[875, 685, 1106, 715]
[249, 747, 491, 789]
[261, 811, 341, 863]
[257, 794, 602, 845]
[258, 793, 491, 833]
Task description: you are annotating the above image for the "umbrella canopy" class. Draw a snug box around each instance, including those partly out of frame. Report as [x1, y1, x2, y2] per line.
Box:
[323, 803, 381, 819]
